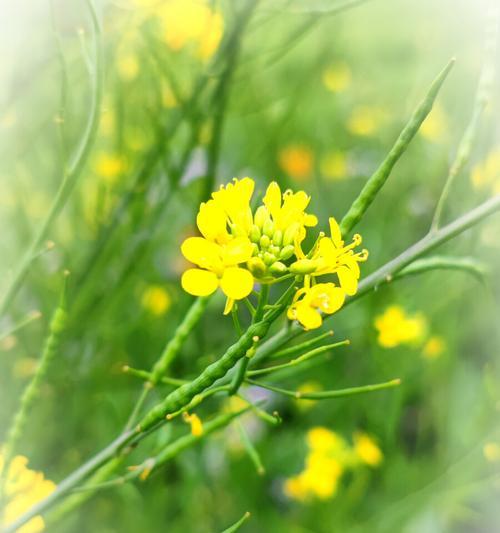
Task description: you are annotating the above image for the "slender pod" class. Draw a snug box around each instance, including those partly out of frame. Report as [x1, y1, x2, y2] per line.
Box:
[339, 58, 455, 237]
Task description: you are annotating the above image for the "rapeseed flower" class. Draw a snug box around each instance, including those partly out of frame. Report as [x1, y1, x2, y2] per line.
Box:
[141, 285, 171, 315]
[353, 432, 383, 466]
[322, 63, 352, 93]
[374, 305, 426, 348]
[0, 451, 56, 533]
[278, 145, 314, 181]
[422, 335, 445, 359]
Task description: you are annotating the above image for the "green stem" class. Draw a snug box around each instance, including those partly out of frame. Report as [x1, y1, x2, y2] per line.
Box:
[393, 256, 487, 283]
[246, 377, 401, 400]
[0, 310, 42, 343]
[339, 58, 455, 237]
[266, 330, 334, 361]
[431, 5, 499, 231]
[123, 366, 188, 387]
[220, 511, 251, 533]
[236, 420, 265, 475]
[0, 0, 103, 317]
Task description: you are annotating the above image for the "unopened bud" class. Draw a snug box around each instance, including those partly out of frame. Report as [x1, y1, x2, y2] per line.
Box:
[259, 235, 271, 249]
[247, 257, 267, 278]
[254, 206, 269, 229]
[272, 230, 283, 246]
[283, 222, 300, 246]
[251, 243, 259, 256]
[249, 225, 261, 243]
[290, 259, 317, 275]
[269, 261, 287, 275]
[279, 245, 295, 261]
[263, 218, 275, 237]
[263, 251, 276, 266]
[269, 245, 280, 256]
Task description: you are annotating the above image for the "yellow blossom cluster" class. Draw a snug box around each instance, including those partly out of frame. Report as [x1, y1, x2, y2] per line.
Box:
[374, 305, 446, 359]
[284, 427, 382, 502]
[180, 178, 368, 327]
[0, 451, 56, 533]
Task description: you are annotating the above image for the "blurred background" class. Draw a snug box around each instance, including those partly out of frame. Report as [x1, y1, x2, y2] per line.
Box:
[1, 0, 500, 531]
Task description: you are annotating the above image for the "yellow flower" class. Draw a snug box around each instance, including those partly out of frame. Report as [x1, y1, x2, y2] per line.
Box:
[471, 150, 500, 192]
[483, 442, 500, 462]
[183, 412, 203, 437]
[141, 285, 171, 315]
[420, 105, 448, 143]
[93, 153, 125, 183]
[322, 62, 352, 93]
[117, 53, 139, 81]
[320, 150, 348, 181]
[422, 335, 445, 359]
[353, 432, 383, 467]
[278, 145, 314, 181]
[287, 282, 345, 330]
[211, 177, 255, 236]
[306, 427, 344, 454]
[157, 0, 224, 60]
[374, 305, 426, 348]
[347, 106, 385, 136]
[0, 452, 56, 533]
[181, 236, 254, 313]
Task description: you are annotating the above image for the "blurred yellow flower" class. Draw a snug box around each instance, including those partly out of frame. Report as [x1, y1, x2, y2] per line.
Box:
[141, 285, 171, 315]
[320, 150, 348, 181]
[306, 427, 343, 454]
[420, 105, 448, 142]
[183, 412, 203, 437]
[278, 145, 314, 181]
[374, 305, 426, 348]
[322, 62, 352, 93]
[347, 106, 385, 137]
[422, 335, 445, 359]
[157, 0, 224, 60]
[353, 432, 383, 466]
[117, 53, 139, 81]
[93, 153, 125, 183]
[471, 150, 500, 193]
[295, 381, 321, 411]
[483, 442, 500, 462]
[0, 452, 56, 533]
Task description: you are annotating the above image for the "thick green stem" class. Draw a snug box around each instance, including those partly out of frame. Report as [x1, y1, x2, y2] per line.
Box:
[339, 58, 455, 237]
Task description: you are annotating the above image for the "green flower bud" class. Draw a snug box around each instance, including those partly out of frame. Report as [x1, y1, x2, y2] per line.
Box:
[283, 222, 300, 246]
[231, 224, 246, 237]
[279, 245, 295, 261]
[251, 243, 259, 256]
[259, 234, 271, 249]
[263, 218, 275, 237]
[247, 257, 267, 278]
[263, 251, 277, 266]
[249, 224, 261, 243]
[269, 245, 280, 256]
[254, 206, 269, 229]
[272, 230, 283, 246]
[290, 259, 318, 275]
[269, 261, 287, 275]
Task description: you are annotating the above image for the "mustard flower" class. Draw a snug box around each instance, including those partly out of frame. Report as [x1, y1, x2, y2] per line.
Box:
[374, 305, 426, 348]
[0, 451, 56, 533]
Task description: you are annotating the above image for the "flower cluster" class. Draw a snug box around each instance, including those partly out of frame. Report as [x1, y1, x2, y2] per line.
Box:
[284, 427, 382, 502]
[181, 178, 368, 328]
[0, 451, 56, 533]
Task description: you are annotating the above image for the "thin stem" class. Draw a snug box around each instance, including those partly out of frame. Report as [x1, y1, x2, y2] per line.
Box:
[0, 310, 42, 343]
[266, 330, 334, 361]
[254, 284, 269, 323]
[246, 377, 401, 400]
[236, 420, 265, 475]
[231, 304, 243, 336]
[220, 511, 251, 533]
[431, 4, 499, 231]
[0, 0, 104, 317]
[122, 366, 188, 387]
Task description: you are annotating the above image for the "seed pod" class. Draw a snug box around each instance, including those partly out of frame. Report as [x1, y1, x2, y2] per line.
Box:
[269, 261, 287, 275]
[247, 257, 267, 278]
[279, 245, 295, 261]
[259, 235, 271, 249]
[290, 259, 318, 274]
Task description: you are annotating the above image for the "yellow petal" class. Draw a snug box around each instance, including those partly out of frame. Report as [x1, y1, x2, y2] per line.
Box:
[337, 265, 358, 296]
[295, 302, 322, 330]
[311, 283, 345, 314]
[220, 267, 254, 300]
[196, 200, 229, 243]
[181, 237, 221, 270]
[221, 237, 254, 266]
[223, 297, 235, 315]
[342, 254, 361, 278]
[181, 269, 218, 296]
[263, 181, 282, 218]
[304, 213, 318, 227]
[329, 217, 343, 247]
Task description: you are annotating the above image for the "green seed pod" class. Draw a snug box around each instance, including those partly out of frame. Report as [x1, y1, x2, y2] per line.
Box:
[263, 218, 275, 237]
[254, 206, 269, 229]
[269, 245, 280, 256]
[290, 259, 318, 275]
[249, 224, 261, 243]
[269, 261, 288, 275]
[259, 234, 271, 249]
[247, 257, 267, 278]
[272, 229, 283, 246]
[263, 252, 277, 266]
[279, 245, 295, 261]
[283, 222, 300, 246]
